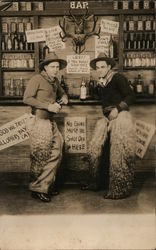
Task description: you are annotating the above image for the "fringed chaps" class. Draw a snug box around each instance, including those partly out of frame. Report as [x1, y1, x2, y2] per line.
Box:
[88, 111, 136, 199]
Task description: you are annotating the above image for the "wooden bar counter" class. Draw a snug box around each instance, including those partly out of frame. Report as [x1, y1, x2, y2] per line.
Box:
[0, 100, 155, 184]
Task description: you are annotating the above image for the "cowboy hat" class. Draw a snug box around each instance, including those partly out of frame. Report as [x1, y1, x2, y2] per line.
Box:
[39, 52, 67, 71]
[90, 52, 116, 70]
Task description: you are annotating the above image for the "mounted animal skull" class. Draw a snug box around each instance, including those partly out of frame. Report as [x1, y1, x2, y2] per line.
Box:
[59, 9, 101, 54]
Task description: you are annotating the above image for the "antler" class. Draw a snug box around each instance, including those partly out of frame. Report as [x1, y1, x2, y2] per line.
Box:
[59, 17, 73, 42]
[85, 15, 101, 39]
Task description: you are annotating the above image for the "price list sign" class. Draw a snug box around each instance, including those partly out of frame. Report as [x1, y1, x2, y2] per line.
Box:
[45, 26, 65, 51]
[65, 117, 87, 153]
[95, 35, 110, 57]
[67, 55, 90, 74]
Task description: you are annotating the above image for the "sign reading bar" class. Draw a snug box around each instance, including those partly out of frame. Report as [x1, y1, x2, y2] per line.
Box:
[45, 26, 65, 51]
[67, 55, 90, 74]
[0, 114, 31, 151]
[135, 120, 155, 159]
[65, 117, 87, 153]
[26, 29, 46, 43]
[101, 19, 119, 35]
[95, 35, 110, 57]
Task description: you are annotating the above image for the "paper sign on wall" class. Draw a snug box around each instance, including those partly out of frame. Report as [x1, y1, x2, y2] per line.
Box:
[45, 26, 65, 51]
[95, 35, 110, 57]
[26, 29, 46, 43]
[135, 120, 155, 159]
[101, 19, 119, 35]
[0, 113, 31, 151]
[67, 55, 90, 74]
[65, 117, 87, 153]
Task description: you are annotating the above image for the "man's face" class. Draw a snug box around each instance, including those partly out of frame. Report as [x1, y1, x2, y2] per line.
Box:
[44, 61, 60, 80]
[96, 60, 111, 78]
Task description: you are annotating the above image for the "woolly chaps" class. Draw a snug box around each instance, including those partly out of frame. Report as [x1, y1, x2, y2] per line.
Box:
[88, 111, 136, 199]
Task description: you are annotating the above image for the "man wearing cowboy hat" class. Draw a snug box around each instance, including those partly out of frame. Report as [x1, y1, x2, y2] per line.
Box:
[82, 52, 136, 199]
[24, 52, 68, 202]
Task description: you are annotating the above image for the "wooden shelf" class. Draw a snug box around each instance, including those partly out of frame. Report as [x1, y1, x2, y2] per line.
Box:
[1, 50, 35, 53]
[123, 67, 155, 70]
[2, 68, 35, 72]
[124, 49, 155, 52]
[124, 30, 155, 33]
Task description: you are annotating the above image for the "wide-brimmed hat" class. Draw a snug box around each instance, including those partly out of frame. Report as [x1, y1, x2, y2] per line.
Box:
[39, 52, 67, 71]
[90, 52, 116, 70]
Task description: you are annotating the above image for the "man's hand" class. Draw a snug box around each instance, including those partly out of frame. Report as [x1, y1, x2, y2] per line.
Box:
[108, 108, 118, 121]
[58, 96, 68, 105]
[48, 102, 61, 113]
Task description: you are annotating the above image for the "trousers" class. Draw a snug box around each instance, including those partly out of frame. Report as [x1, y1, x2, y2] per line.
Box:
[88, 111, 136, 198]
[26, 116, 63, 194]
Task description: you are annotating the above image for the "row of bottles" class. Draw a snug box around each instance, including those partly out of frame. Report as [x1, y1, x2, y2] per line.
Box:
[124, 15, 155, 32]
[2, 54, 35, 69]
[124, 52, 155, 68]
[1, 33, 34, 51]
[2, 21, 33, 34]
[80, 77, 101, 100]
[3, 78, 27, 97]
[8, 1, 44, 11]
[124, 32, 155, 50]
[114, 0, 155, 10]
[129, 74, 155, 95]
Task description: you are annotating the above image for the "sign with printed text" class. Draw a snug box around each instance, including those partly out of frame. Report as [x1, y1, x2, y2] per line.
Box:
[95, 35, 110, 57]
[101, 19, 119, 35]
[0, 114, 32, 151]
[67, 55, 90, 74]
[135, 120, 155, 159]
[65, 117, 87, 153]
[45, 26, 65, 51]
[26, 29, 46, 43]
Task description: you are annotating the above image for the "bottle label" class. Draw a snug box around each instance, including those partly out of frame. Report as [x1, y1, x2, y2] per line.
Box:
[123, 1, 129, 9]
[144, 1, 149, 9]
[2, 23, 8, 33]
[18, 23, 24, 33]
[80, 87, 86, 100]
[133, 1, 139, 9]
[145, 21, 151, 30]
[137, 85, 142, 93]
[148, 84, 154, 94]
[138, 21, 143, 30]
[129, 21, 134, 31]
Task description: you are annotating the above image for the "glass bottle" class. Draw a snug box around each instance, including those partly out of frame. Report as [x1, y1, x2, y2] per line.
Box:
[88, 76, 94, 99]
[136, 74, 143, 94]
[1, 35, 6, 51]
[129, 16, 135, 31]
[109, 35, 114, 58]
[123, 0, 129, 9]
[133, 0, 140, 9]
[145, 16, 151, 31]
[7, 34, 12, 50]
[60, 75, 68, 93]
[10, 22, 17, 34]
[43, 43, 49, 59]
[80, 78, 87, 100]
[2, 22, 9, 33]
[143, 0, 150, 9]
[148, 81, 154, 95]
[137, 16, 144, 31]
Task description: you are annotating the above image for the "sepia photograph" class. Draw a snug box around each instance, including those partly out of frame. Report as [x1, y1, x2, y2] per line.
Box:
[0, 0, 155, 249]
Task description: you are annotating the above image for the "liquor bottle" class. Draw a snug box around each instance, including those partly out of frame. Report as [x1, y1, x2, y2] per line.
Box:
[129, 33, 134, 49]
[136, 74, 143, 94]
[129, 16, 135, 31]
[113, 0, 118, 9]
[139, 0, 144, 9]
[137, 16, 144, 31]
[43, 43, 49, 59]
[143, 0, 150, 9]
[124, 33, 127, 49]
[2, 22, 9, 34]
[142, 33, 146, 49]
[38, 1, 44, 10]
[133, 33, 137, 49]
[145, 33, 150, 49]
[80, 78, 87, 100]
[10, 22, 17, 34]
[148, 81, 154, 95]
[19, 34, 24, 50]
[137, 33, 141, 49]
[152, 33, 155, 49]
[7, 35, 12, 50]
[19, 77, 24, 96]
[25, 2, 32, 11]
[133, 0, 140, 9]
[88, 76, 94, 99]
[118, 0, 122, 9]
[145, 16, 152, 31]
[1, 35, 6, 51]
[123, 0, 129, 9]
[129, 0, 133, 9]
[109, 35, 114, 58]
[60, 75, 68, 93]
[149, 0, 154, 8]
[25, 21, 32, 31]
[18, 22, 24, 33]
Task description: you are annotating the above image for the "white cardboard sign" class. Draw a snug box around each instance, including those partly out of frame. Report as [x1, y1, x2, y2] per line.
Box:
[26, 29, 46, 43]
[101, 19, 119, 35]
[65, 117, 87, 153]
[45, 26, 65, 51]
[135, 120, 155, 159]
[0, 114, 31, 151]
[67, 55, 90, 74]
[95, 35, 110, 57]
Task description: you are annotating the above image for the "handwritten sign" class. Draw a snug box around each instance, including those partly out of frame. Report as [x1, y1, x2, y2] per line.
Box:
[135, 120, 155, 159]
[45, 26, 65, 51]
[0, 114, 31, 151]
[101, 19, 119, 35]
[67, 55, 90, 74]
[26, 29, 46, 43]
[65, 117, 87, 153]
[95, 35, 110, 57]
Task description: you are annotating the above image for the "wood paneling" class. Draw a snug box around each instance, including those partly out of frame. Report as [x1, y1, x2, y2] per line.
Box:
[0, 104, 155, 177]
